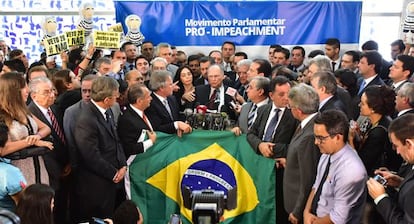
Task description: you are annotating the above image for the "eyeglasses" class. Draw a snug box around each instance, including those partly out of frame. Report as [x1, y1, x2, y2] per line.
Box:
[82, 89, 91, 93]
[38, 89, 55, 96]
[314, 134, 335, 143]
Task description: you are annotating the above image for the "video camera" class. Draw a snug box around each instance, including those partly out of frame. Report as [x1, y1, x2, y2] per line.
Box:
[182, 186, 237, 224]
[183, 105, 233, 131]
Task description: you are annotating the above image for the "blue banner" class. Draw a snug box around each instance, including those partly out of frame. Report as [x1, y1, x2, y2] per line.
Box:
[114, 0, 362, 46]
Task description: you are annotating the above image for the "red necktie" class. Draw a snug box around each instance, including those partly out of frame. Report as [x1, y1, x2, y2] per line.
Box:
[47, 108, 65, 144]
[143, 113, 153, 131]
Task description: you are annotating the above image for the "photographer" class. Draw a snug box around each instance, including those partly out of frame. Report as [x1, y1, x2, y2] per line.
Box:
[367, 114, 414, 223]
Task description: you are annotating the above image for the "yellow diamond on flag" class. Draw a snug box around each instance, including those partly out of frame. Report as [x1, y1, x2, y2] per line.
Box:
[147, 143, 259, 222]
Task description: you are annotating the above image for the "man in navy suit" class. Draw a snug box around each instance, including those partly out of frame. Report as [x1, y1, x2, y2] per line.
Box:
[367, 114, 414, 223]
[72, 76, 127, 223]
[145, 70, 192, 136]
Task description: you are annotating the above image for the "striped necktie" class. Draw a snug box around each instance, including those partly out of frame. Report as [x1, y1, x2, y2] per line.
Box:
[247, 104, 257, 129]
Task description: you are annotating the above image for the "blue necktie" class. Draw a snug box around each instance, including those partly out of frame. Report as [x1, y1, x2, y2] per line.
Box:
[358, 80, 366, 95]
[247, 104, 257, 130]
[263, 108, 280, 142]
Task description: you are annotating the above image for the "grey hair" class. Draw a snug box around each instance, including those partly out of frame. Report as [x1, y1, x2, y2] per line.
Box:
[154, 42, 171, 57]
[237, 59, 252, 68]
[150, 57, 168, 67]
[288, 83, 319, 114]
[251, 76, 270, 96]
[312, 71, 337, 95]
[207, 64, 224, 75]
[398, 82, 414, 107]
[29, 77, 52, 93]
[308, 55, 332, 72]
[149, 70, 172, 91]
[91, 76, 119, 102]
[95, 57, 111, 70]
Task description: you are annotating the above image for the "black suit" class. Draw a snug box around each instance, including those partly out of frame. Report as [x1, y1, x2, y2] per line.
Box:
[118, 105, 152, 158]
[376, 169, 414, 223]
[28, 102, 67, 188]
[146, 93, 181, 134]
[72, 102, 126, 223]
[358, 75, 386, 97]
[194, 84, 236, 120]
[247, 105, 298, 158]
[28, 102, 68, 224]
[247, 105, 298, 224]
[319, 95, 349, 119]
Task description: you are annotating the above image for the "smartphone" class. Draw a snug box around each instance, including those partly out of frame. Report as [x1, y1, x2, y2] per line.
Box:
[92, 217, 107, 224]
[373, 174, 387, 186]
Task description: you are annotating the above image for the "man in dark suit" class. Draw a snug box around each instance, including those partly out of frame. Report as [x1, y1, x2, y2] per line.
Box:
[146, 70, 192, 135]
[232, 76, 269, 135]
[194, 64, 237, 121]
[247, 76, 298, 224]
[395, 83, 414, 117]
[357, 51, 386, 97]
[118, 83, 156, 158]
[310, 71, 348, 118]
[388, 54, 414, 93]
[367, 114, 414, 223]
[72, 76, 127, 223]
[28, 76, 69, 224]
[283, 83, 321, 224]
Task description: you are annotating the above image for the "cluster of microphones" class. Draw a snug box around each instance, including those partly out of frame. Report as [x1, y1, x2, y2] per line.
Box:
[182, 105, 232, 131]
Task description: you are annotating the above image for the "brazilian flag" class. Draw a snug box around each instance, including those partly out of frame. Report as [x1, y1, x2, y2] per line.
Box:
[125, 130, 276, 224]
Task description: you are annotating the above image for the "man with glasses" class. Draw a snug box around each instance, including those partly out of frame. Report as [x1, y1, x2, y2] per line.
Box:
[303, 110, 367, 224]
[283, 83, 321, 224]
[28, 76, 69, 224]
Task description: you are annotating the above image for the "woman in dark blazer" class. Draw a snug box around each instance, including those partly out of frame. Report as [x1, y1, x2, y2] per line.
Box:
[349, 85, 400, 224]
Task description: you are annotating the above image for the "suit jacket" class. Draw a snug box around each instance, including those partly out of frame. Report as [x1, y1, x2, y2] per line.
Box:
[72, 102, 126, 221]
[237, 102, 253, 134]
[283, 114, 321, 221]
[63, 100, 85, 169]
[358, 75, 386, 97]
[320, 95, 348, 118]
[194, 84, 237, 120]
[377, 169, 414, 223]
[146, 92, 181, 134]
[118, 105, 152, 158]
[335, 87, 352, 119]
[28, 102, 67, 190]
[247, 104, 299, 158]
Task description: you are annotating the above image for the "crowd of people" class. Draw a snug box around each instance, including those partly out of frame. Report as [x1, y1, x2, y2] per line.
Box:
[0, 36, 414, 224]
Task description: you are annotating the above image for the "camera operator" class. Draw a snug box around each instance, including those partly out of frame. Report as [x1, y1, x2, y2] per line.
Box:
[367, 114, 414, 223]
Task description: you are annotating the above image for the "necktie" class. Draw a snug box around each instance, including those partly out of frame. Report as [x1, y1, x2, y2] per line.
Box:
[311, 156, 331, 214]
[129, 64, 135, 71]
[163, 99, 174, 120]
[105, 109, 116, 133]
[293, 124, 302, 137]
[142, 113, 153, 131]
[47, 108, 65, 144]
[207, 89, 218, 110]
[263, 108, 280, 142]
[247, 104, 257, 130]
[358, 80, 366, 95]
[331, 61, 336, 72]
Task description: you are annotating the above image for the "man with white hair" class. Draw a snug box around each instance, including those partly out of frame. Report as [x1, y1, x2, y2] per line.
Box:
[155, 42, 178, 78]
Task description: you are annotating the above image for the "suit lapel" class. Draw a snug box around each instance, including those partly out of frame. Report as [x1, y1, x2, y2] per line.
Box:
[90, 103, 115, 138]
